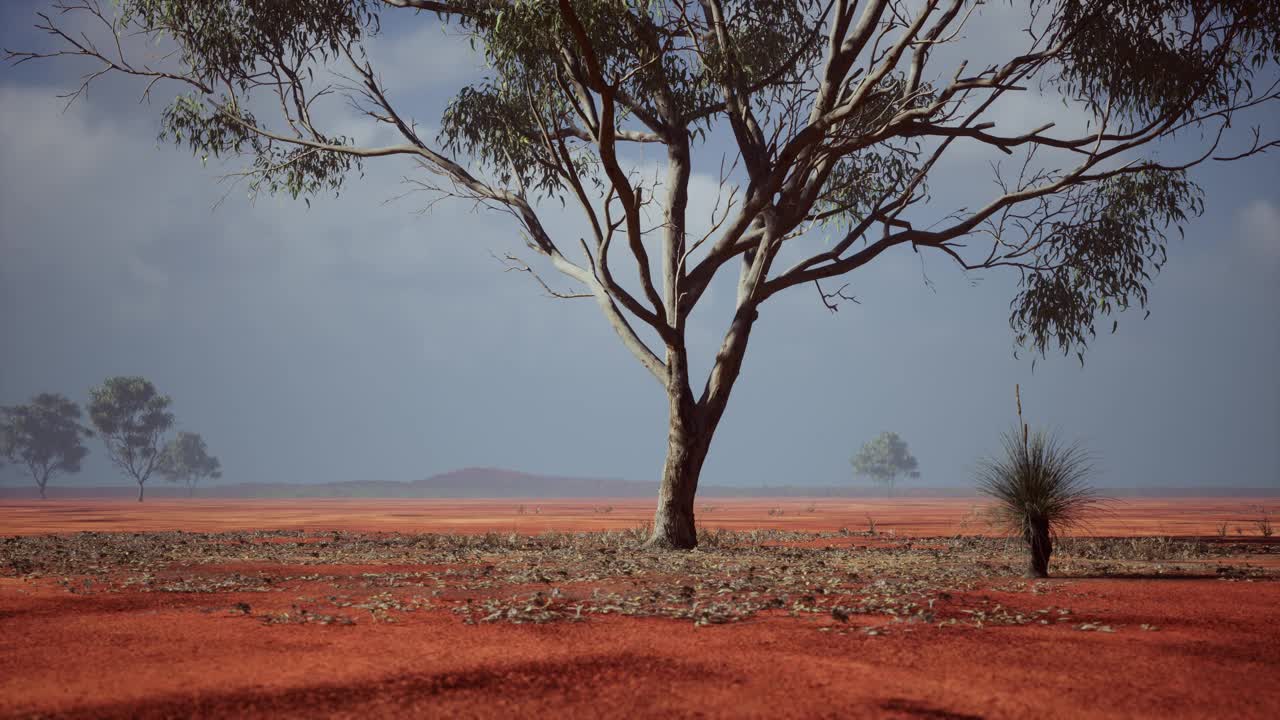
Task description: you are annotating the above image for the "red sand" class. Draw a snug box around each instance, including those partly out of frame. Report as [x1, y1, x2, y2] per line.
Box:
[2, 498, 1277, 718]
[1, 572, 1276, 718]
[2, 497, 1274, 537]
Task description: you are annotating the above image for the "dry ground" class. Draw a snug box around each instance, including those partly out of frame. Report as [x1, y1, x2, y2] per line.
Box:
[1, 496, 1272, 536]
[1, 499, 1277, 718]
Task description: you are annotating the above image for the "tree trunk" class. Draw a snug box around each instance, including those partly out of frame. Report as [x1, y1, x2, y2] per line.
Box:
[1025, 518, 1051, 578]
[644, 300, 757, 550]
[38, 481, 47, 500]
[137, 481, 145, 502]
[647, 425, 708, 550]
[646, 385, 708, 550]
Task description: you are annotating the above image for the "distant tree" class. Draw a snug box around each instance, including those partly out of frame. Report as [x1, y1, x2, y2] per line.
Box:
[10, 1, 1278, 547]
[88, 377, 175, 502]
[156, 431, 222, 497]
[851, 432, 919, 497]
[0, 393, 93, 499]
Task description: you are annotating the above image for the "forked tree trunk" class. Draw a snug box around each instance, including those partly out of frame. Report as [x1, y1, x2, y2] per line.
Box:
[137, 481, 145, 502]
[1025, 517, 1051, 578]
[645, 304, 756, 550]
[37, 480, 47, 500]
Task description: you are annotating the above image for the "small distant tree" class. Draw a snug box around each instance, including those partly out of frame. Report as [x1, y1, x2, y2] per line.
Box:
[0, 426, 10, 470]
[0, 393, 93, 499]
[156, 431, 222, 497]
[851, 431, 919, 497]
[88, 377, 175, 502]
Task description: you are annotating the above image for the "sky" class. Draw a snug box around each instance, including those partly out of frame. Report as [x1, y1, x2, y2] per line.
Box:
[1, 2, 1277, 491]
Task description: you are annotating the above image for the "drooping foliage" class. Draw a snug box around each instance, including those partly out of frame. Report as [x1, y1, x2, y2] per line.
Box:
[1053, 0, 1280, 123]
[119, 0, 381, 200]
[1010, 169, 1204, 360]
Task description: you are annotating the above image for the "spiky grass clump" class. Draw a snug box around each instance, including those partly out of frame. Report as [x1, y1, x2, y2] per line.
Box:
[976, 428, 1102, 578]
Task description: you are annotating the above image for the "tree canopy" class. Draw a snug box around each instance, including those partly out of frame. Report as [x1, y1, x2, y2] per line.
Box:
[156, 431, 223, 496]
[852, 431, 919, 496]
[88, 377, 176, 501]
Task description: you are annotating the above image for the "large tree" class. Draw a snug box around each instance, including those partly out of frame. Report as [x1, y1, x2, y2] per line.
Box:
[0, 393, 94, 499]
[156, 431, 223, 497]
[9, 1, 1277, 546]
[87, 377, 176, 502]
[851, 431, 919, 496]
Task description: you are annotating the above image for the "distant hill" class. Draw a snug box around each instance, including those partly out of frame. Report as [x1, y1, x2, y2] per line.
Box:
[407, 467, 657, 498]
[0, 467, 656, 500]
[0, 466, 1275, 499]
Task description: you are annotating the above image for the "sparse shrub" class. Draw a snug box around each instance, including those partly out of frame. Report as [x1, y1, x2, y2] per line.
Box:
[516, 504, 526, 515]
[1253, 506, 1274, 537]
[804, 504, 817, 514]
[866, 515, 878, 536]
[1216, 520, 1229, 538]
[1062, 536, 1207, 563]
[976, 425, 1103, 578]
[767, 507, 785, 517]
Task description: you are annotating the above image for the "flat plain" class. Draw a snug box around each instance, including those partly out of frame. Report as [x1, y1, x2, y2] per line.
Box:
[1, 497, 1277, 719]
[1, 496, 1270, 536]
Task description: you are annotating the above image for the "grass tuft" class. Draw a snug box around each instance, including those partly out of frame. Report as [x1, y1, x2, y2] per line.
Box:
[976, 427, 1103, 540]
[975, 426, 1106, 577]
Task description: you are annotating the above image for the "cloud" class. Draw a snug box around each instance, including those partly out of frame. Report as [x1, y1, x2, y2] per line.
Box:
[1237, 199, 1280, 261]
[370, 21, 487, 97]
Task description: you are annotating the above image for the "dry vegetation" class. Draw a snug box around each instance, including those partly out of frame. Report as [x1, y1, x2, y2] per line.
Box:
[2, 528, 1272, 632]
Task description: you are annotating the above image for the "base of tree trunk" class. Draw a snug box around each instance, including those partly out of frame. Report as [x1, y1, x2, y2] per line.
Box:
[644, 526, 697, 550]
[645, 497, 698, 550]
[1025, 520, 1052, 578]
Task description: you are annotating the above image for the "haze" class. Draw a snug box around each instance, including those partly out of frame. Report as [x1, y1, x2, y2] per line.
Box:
[1, 1, 1276, 492]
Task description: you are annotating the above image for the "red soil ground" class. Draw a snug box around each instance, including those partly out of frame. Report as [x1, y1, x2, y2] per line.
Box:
[1, 498, 1277, 718]
[1, 496, 1273, 537]
[2, 572, 1277, 718]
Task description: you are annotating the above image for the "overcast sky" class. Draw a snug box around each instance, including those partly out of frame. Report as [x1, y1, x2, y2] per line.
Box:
[1, 2, 1277, 491]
